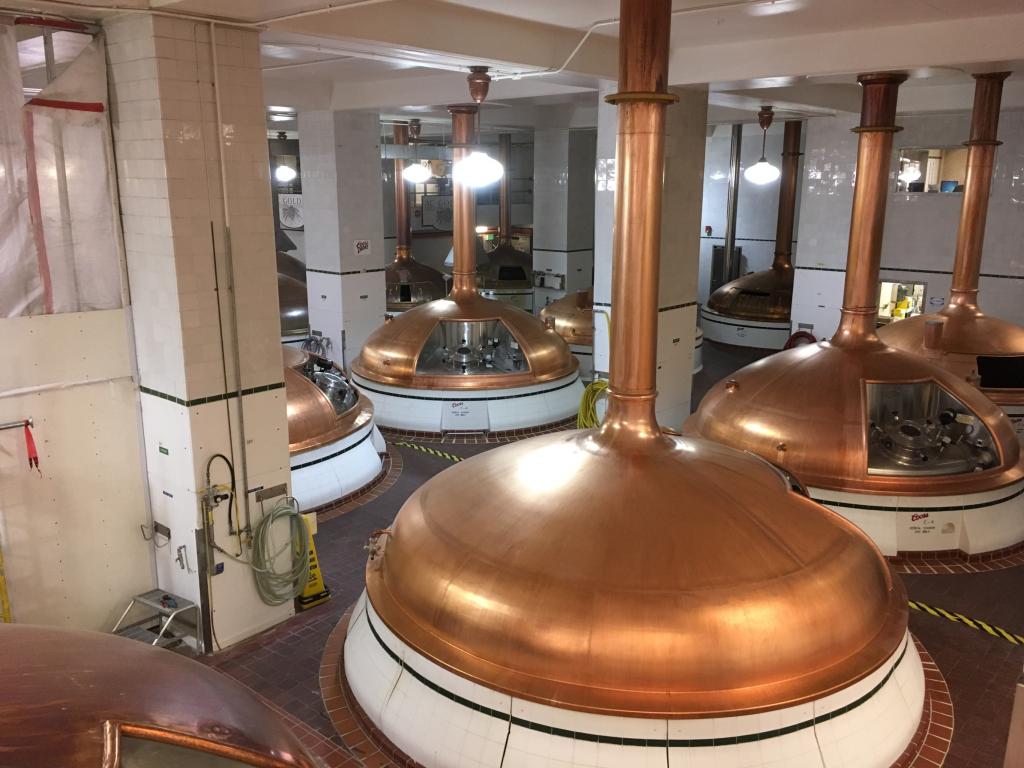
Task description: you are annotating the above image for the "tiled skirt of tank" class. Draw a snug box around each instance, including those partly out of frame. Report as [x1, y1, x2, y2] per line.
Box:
[289, 421, 385, 510]
[810, 479, 1024, 558]
[342, 592, 925, 768]
[700, 305, 791, 349]
[350, 372, 584, 433]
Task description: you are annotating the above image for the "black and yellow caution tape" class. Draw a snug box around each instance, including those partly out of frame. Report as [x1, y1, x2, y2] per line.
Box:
[391, 441, 463, 464]
[908, 599, 1024, 646]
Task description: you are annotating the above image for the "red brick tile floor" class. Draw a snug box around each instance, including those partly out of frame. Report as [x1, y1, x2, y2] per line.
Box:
[199, 342, 1024, 767]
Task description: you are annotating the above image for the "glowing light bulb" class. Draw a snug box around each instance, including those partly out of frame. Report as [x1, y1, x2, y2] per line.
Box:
[743, 158, 781, 185]
[274, 165, 297, 183]
[452, 151, 504, 188]
[403, 161, 431, 184]
[898, 164, 922, 184]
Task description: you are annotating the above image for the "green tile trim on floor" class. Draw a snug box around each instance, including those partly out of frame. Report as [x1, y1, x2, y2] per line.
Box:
[139, 382, 285, 408]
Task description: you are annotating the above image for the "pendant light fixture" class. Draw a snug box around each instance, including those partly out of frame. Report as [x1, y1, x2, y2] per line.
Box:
[743, 105, 782, 185]
[451, 66, 504, 188]
[402, 118, 432, 184]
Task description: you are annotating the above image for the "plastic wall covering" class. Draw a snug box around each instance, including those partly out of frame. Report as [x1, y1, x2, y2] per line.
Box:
[0, 28, 122, 317]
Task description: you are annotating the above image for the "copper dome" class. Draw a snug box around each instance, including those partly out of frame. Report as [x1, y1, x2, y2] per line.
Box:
[367, 421, 907, 717]
[284, 353, 374, 455]
[540, 288, 594, 346]
[687, 337, 1024, 495]
[706, 265, 793, 322]
[385, 255, 448, 312]
[0, 624, 314, 768]
[880, 305, 1024, 407]
[477, 240, 533, 290]
[354, 281, 575, 390]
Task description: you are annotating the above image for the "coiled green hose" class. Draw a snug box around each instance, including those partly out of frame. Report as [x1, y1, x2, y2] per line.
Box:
[248, 497, 310, 606]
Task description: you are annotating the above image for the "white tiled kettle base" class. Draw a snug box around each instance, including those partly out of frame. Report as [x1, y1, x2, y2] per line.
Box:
[700, 306, 792, 350]
[344, 593, 925, 768]
[811, 480, 1024, 557]
[289, 422, 384, 511]
[351, 372, 584, 433]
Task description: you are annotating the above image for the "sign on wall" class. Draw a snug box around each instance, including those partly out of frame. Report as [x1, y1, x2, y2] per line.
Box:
[278, 193, 303, 231]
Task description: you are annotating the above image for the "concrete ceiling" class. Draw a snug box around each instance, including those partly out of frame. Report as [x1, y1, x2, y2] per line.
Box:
[8, 0, 1024, 123]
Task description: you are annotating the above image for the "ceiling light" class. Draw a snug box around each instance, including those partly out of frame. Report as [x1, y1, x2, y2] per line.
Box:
[268, 105, 293, 113]
[452, 150, 503, 188]
[274, 165, 297, 183]
[743, 105, 781, 186]
[403, 161, 432, 184]
[898, 164, 922, 184]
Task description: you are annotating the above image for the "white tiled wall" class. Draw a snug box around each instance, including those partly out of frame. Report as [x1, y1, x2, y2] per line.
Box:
[698, 122, 796, 304]
[791, 107, 1024, 334]
[106, 14, 293, 648]
[297, 109, 386, 368]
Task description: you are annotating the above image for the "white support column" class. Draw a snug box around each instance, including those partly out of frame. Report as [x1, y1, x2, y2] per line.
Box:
[106, 13, 292, 649]
[298, 110, 386, 369]
[593, 83, 707, 424]
[533, 127, 596, 311]
[593, 81, 617, 379]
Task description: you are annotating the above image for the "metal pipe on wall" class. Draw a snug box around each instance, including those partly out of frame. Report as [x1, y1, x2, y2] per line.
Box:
[393, 121, 411, 259]
[948, 72, 1010, 310]
[771, 120, 802, 272]
[831, 73, 907, 347]
[498, 133, 512, 241]
[723, 123, 742, 283]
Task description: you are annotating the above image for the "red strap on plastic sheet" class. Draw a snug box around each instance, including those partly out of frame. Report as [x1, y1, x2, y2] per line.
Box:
[23, 424, 40, 474]
[27, 97, 104, 113]
[21, 110, 54, 315]
[14, 16, 90, 32]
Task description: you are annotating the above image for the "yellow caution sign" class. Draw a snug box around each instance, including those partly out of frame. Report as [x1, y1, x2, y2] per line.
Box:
[297, 513, 331, 611]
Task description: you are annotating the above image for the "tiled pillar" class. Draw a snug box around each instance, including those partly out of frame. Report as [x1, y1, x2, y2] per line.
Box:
[533, 128, 596, 311]
[593, 84, 707, 425]
[297, 110, 386, 369]
[105, 14, 292, 649]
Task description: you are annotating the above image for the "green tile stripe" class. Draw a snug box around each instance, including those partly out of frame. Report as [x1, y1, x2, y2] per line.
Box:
[363, 606, 909, 747]
[139, 382, 285, 407]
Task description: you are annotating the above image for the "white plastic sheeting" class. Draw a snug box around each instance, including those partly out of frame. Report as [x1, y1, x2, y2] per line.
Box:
[0, 27, 122, 317]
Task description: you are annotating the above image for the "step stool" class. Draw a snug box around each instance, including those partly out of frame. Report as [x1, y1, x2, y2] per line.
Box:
[112, 589, 198, 651]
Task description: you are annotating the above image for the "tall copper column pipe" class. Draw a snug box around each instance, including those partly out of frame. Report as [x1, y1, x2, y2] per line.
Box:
[498, 133, 512, 241]
[449, 104, 479, 297]
[831, 73, 907, 347]
[948, 72, 1010, 310]
[393, 121, 411, 260]
[771, 120, 802, 271]
[600, 0, 676, 442]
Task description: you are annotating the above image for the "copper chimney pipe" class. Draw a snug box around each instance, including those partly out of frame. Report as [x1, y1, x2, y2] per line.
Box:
[831, 73, 907, 347]
[393, 121, 411, 261]
[449, 104, 479, 298]
[498, 133, 512, 241]
[600, 0, 676, 442]
[771, 120, 802, 271]
[948, 72, 1010, 310]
